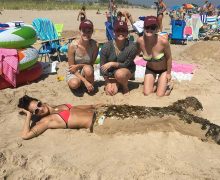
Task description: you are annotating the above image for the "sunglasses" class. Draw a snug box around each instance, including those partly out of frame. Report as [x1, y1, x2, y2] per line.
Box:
[115, 29, 128, 34]
[33, 101, 42, 115]
[82, 29, 93, 34]
[144, 25, 158, 31]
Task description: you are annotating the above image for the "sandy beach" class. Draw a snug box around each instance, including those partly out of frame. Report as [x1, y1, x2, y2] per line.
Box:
[1, 8, 220, 179]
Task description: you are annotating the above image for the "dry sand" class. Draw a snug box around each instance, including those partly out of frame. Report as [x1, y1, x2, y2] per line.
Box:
[1, 8, 220, 179]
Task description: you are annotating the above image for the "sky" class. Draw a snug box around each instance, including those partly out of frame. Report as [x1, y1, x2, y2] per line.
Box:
[127, 0, 219, 7]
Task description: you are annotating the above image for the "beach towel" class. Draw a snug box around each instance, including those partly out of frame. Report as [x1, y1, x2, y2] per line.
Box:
[134, 57, 197, 73]
[200, 13, 207, 24]
[132, 20, 144, 34]
[188, 16, 203, 40]
[184, 26, 192, 36]
[206, 16, 217, 26]
[0, 48, 19, 87]
[93, 58, 197, 82]
[134, 57, 197, 81]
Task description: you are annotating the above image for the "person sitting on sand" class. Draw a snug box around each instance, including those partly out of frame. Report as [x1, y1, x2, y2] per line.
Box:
[18, 95, 99, 140]
[137, 16, 173, 97]
[77, 5, 87, 22]
[117, 10, 134, 26]
[67, 19, 99, 93]
[100, 20, 138, 95]
[96, 9, 101, 15]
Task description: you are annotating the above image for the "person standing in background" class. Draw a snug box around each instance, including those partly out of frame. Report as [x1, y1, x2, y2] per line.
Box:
[155, 0, 167, 32]
[77, 5, 87, 22]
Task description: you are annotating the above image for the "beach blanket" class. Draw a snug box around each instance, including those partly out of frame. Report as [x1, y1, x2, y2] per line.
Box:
[206, 16, 217, 25]
[132, 20, 144, 34]
[134, 57, 197, 81]
[200, 14, 207, 24]
[0, 48, 19, 87]
[93, 58, 197, 82]
[188, 16, 203, 40]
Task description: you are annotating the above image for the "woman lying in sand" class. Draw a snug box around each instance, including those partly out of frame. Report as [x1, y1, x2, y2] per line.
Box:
[100, 20, 138, 95]
[67, 19, 99, 93]
[18, 95, 220, 144]
[137, 16, 173, 97]
[18, 95, 97, 140]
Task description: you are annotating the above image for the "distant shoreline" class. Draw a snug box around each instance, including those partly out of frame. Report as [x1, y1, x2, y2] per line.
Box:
[1, 1, 149, 10]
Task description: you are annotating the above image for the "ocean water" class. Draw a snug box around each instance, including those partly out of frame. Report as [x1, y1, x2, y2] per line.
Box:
[128, 0, 219, 7]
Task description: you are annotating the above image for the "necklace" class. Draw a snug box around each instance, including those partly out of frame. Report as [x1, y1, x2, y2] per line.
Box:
[113, 40, 126, 56]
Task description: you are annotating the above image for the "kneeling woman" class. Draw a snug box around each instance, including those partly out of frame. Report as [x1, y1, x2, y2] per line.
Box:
[18, 95, 96, 140]
[137, 16, 172, 97]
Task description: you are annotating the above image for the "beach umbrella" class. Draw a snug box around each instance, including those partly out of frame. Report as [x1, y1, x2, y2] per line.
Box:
[183, 4, 195, 9]
[170, 5, 182, 11]
[191, 3, 199, 8]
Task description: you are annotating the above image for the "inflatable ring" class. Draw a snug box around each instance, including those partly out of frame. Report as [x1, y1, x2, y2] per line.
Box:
[0, 25, 37, 49]
[0, 62, 42, 90]
[18, 47, 39, 71]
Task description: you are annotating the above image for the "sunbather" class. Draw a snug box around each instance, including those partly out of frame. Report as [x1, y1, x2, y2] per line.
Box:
[100, 21, 138, 95]
[137, 16, 173, 97]
[77, 5, 87, 22]
[18, 95, 220, 144]
[18, 95, 98, 140]
[67, 20, 99, 93]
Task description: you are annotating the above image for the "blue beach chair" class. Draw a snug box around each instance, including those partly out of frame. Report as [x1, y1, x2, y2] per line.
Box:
[170, 20, 186, 44]
[105, 21, 115, 40]
[32, 18, 63, 62]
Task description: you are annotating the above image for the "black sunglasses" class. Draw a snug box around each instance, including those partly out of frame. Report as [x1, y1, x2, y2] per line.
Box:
[115, 29, 128, 34]
[33, 101, 42, 115]
[144, 25, 158, 31]
[82, 29, 93, 34]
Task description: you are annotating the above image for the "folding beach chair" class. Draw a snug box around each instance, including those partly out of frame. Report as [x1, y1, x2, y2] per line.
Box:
[105, 18, 135, 41]
[105, 21, 115, 40]
[54, 24, 64, 38]
[170, 20, 187, 44]
[32, 18, 63, 62]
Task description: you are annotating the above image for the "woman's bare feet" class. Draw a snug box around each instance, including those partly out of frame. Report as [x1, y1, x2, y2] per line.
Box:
[122, 86, 130, 95]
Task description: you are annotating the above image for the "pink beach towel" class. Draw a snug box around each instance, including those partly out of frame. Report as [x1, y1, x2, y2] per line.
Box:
[0, 48, 19, 87]
[184, 26, 192, 35]
[172, 61, 197, 74]
[134, 57, 197, 74]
